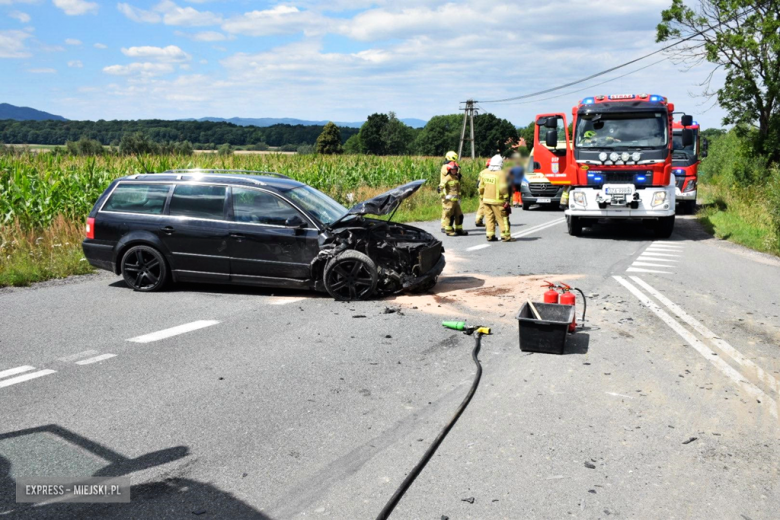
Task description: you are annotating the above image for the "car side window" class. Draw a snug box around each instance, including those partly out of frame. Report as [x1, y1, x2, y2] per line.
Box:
[102, 183, 171, 215]
[232, 187, 305, 227]
[169, 184, 227, 220]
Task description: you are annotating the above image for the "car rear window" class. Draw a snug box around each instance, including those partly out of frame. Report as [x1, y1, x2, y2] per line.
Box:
[102, 183, 171, 214]
[169, 184, 227, 220]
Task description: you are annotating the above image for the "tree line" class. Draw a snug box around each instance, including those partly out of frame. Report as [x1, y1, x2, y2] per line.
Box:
[0, 119, 359, 150]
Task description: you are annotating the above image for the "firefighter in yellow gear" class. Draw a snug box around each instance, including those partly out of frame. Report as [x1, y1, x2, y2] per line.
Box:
[475, 157, 489, 227]
[439, 157, 467, 236]
[478, 154, 512, 242]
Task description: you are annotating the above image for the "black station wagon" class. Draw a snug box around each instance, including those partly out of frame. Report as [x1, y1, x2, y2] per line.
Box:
[82, 170, 445, 300]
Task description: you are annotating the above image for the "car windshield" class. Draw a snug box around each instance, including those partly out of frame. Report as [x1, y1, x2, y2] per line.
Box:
[286, 185, 349, 225]
[575, 112, 667, 149]
[673, 129, 698, 154]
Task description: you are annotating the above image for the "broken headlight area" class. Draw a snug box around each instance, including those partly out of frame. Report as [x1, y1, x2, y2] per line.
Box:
[315, 218, 445, 295]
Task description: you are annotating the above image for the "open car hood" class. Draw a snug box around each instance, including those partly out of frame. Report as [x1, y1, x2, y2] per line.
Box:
[347, 179, 426, 216]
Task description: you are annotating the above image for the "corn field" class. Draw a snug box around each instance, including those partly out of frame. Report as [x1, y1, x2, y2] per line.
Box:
[0, 152, 484, 229]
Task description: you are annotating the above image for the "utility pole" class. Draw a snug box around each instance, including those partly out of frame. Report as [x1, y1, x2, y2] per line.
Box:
[458, 100, 478, 160]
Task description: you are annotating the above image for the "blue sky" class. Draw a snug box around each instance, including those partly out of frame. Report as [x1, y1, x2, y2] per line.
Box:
[0, 0, 727, 127]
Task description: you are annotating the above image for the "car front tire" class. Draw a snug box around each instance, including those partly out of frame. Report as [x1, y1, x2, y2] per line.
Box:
[567, 215, 583, 237]
[654, 215, 675, 238]
[121, 245, 168, 292]
[324, 250, 378, 301]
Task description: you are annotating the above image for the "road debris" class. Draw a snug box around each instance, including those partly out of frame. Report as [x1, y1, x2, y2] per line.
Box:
[352, 315, 367, 318]
[584, 461, 596, 469]
[461, 497, 475, 504]
[682, 437, 698, 445]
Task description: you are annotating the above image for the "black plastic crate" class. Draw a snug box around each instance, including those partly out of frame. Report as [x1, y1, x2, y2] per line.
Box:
[516, 302, 575, 355]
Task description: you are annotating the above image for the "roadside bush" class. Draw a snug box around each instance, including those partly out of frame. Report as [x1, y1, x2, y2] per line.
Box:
[66, 138, 105, 156]
[217, 143, 234, 156]
[297, 144, 315, 155]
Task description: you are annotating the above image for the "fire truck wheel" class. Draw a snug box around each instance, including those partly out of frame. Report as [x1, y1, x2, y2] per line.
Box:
[654, 215, 675, 238]
[567, 216, 583, 237]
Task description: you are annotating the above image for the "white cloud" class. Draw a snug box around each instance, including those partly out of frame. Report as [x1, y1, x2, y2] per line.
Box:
[103, 62, 175, 76]
[94, 42, 107, 49]
[65, 38, 82, 45]
[118, 0, 220, 26]
[0, 29, 31, 58]
[28, 67, 57, 73]
[116, 3, 161, 23]
[222, 6, 323, 37]
[175, 30, 229, 42]
[9, 11, 31, 23]
[53, 0, 99, 16]
[121, 45, 191, 62]
[68, 59, 83, 67]
[0, 0, 37, 4]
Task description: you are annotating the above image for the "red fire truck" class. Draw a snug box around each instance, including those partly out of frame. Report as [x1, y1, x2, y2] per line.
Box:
[672, 118, 707, 214]
[533, 94, 694, 238]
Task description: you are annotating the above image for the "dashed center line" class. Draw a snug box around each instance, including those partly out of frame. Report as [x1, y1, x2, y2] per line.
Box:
[76, 354, 117, 365]
[466, 244, 491, 252]
[127, 320, 220, 343]
[0, 365, 35, 379]
[0, 369, 56, 389]
[59, 350, 100, 362]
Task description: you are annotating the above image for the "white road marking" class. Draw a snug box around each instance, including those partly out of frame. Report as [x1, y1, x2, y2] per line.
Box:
[630, 276, 780, 396]
[511, 218, 566, 239]
[606, 392, 635, 399]
[128, 320, 220, 343]
[466, 244, 491, 251]
[649, 243, 683, 248]
[637, 255, 678, 262]
[0, 366, 35, 379]
[626, 267, 672, 274]
[269, 297, 306, 305]
[632, 262, 677, 268]
[75, 354, 117, 365]
[614, 276, 777, 418]
[59, 350, 100, 362]
[639, 252, 681, 258]
[0, 369, 56, 389]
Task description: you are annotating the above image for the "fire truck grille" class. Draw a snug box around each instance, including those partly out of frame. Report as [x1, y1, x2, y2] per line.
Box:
[528, 184, 560, 196]
[601, 172, 636, 184]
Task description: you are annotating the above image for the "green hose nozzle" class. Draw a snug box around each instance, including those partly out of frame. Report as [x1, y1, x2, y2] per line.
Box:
[442, 321, 467, 331]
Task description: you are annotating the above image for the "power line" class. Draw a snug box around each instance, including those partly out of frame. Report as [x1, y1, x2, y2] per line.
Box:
[501, 57, 668, 107]
[475, 9, 749, 104]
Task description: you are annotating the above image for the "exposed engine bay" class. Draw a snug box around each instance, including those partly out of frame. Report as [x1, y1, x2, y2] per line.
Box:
[314, 217, 444, 295]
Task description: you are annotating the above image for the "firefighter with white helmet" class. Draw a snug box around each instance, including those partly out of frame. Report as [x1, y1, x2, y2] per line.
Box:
[478, 154, 512, 242]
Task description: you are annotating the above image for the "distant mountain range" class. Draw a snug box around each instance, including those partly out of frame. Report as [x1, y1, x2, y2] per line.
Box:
[0, 102, 428, 128]
[0, 103, 67, 121]
[180, 116, 428, 129]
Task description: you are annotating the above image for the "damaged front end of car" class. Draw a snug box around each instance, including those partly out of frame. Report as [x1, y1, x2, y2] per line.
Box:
[312, 180, 446, 298]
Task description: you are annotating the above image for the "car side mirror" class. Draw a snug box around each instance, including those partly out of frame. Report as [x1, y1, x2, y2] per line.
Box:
[545, 129, 558, 148]
[682, 129, 694, 147]
[681, 115, 693, 127]
[544, 117, 558, 129]
[285, 216, 307, 228]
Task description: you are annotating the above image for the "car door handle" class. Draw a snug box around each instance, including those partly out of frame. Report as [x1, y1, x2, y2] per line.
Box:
[161, 226, 175, 234]
[230, 233, 245, 239]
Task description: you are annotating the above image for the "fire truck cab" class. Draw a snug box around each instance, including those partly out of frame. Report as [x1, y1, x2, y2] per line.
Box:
[672, 117, 707, 214]
[534, 94, 691, 238]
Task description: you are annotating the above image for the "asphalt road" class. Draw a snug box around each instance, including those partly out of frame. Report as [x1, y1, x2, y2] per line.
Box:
[1, 208, 779, 519]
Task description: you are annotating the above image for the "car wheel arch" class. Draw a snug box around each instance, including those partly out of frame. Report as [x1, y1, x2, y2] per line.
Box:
[113, 232, 171, 275]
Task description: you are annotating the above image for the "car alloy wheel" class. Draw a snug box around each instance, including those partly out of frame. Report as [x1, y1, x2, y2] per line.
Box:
[121, 245, 168, 292]
[324, 250, 378, 301]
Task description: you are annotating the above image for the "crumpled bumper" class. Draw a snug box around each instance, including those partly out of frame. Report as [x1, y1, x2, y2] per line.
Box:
[403, 254, 445, 291]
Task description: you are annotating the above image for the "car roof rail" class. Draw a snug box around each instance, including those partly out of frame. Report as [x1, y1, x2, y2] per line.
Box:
[162, 169, 291, 180]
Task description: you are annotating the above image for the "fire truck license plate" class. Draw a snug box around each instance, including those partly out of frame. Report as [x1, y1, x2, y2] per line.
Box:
[536, 198, 551, 203]
[604, 185, 634, 195]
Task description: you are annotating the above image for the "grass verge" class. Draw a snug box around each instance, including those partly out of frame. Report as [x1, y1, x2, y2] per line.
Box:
[697, 184, 780, 256]
[0, 216, 94, 287]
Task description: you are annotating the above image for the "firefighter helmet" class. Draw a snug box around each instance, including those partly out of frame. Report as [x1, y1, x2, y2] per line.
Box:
[445, 151, 458, 162]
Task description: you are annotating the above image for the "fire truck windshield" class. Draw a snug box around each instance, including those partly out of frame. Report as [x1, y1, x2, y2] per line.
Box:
[575, 112, 667, 149]
[673, 129, 698, 155]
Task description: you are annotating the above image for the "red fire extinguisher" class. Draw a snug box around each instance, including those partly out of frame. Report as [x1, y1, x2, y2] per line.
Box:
[542, 281, 559, 304]
[558, 283, 577, 332]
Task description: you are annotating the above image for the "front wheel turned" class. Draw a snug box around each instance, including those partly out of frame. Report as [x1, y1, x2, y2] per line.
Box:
[323, 250, 378, 301]
[121, 245, 168, 292]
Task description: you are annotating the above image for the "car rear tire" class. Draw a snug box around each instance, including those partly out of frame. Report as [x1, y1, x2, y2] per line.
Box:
[654, 215, 675, 238]
[121, 245, 168, 292]
[567, 216, 583, 237]
[521, 204, 530, 211]
[324, 250, 378, 301]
